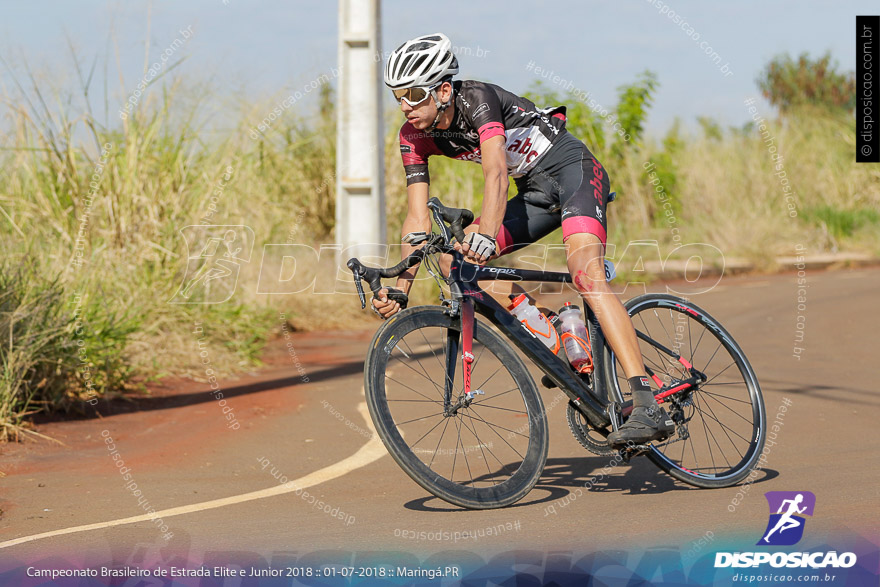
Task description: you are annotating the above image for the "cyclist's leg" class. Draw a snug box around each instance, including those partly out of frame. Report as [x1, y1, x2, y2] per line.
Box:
[565, 234, 647, 380]
[558, 146, 672, 444]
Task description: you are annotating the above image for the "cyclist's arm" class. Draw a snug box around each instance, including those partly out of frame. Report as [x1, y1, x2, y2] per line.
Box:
[459, 83, 508, 246]
[475, 134, 509, 239]
[394, 123, 438, 294]
[394, 182, 430, 295]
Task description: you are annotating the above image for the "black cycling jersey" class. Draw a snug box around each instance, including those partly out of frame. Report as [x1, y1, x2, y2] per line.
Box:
[398, 79, 611, 249]
[400, 80, 568, 185]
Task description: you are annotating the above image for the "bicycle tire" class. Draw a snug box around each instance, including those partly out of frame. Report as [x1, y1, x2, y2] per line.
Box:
[364, 306, 548, 509]
[602, 294, 766, 488]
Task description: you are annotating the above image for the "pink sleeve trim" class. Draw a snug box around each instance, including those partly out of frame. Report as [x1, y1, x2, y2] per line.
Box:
[477, 122, 505, 143]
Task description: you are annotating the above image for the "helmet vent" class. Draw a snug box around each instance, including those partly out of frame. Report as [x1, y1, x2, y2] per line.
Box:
[423, 51, 440, 73]
[409, 41, 432, 52]
[410, 54, 428, 73]
[399, 53, 414, 76]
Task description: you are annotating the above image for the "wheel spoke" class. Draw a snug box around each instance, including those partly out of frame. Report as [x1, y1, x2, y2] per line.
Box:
[427, 417, 452, 469]
[687, 308, 695, 361]
[460, 406, 527, 458]
[457, 409, 529, 440]
[692, 393, 751, 444]
[701, 341, 725, 375]
[470, 341, 488, 373]
[391, 349, 445, 400]
[470, 387, 522, 407]
[385, 374, 444, 405]
[699, 388, 753, 402]
[396, 410, 446, 427]
[474, 365, 504, 391]
[690, 318, 709, 359]
[411, 415, 451, 448]
[459, 411, 504, 482]
[654, 308, 676, 354]
[640, 314, 674, 379]
[696, 391, 719, 473]
[703, 361, 738, 385]
[693, 392, 738, 467]
[468, 403, 526, 415]
[699, 392, 754, 425]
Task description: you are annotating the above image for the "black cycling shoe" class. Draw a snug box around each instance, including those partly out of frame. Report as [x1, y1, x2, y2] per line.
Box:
[607, 405, 676, 448]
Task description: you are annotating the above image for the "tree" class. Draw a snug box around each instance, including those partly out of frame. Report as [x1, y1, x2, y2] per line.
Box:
[611, 70, 659, 159]
[756, 52, 855, 114]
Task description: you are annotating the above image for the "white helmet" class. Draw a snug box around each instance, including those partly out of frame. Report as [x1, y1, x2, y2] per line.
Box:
[384, 33, 459, 89]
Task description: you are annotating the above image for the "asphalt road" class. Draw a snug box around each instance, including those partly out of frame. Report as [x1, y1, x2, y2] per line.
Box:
[1, 266, 878, 576]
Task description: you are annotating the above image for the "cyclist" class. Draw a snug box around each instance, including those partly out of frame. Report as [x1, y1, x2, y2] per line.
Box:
[372, 33, 673, 447]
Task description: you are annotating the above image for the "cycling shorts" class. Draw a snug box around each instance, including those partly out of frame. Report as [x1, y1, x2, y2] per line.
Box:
[473, 131, 611, 256]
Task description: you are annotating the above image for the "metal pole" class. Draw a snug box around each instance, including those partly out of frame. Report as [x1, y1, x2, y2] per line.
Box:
[336, 0, 385, 264]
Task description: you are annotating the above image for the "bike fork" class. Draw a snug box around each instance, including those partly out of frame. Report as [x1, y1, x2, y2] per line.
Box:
[460, 299, 481, 400]
[443, 298, 482, 416]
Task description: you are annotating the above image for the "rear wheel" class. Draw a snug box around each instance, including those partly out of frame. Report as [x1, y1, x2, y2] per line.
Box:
[603, 294, 765, 488]
[364, 306, 548, 509]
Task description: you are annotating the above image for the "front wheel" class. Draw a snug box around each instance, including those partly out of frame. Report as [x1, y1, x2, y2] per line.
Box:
[364, 306, 548, 509]
[603, 294, 766, 488]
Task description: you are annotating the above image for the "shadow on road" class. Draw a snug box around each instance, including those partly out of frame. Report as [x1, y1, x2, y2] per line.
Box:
[35, 358, 368, 424]
[402, 456, 781, 512]
[759, 377, 879, 407]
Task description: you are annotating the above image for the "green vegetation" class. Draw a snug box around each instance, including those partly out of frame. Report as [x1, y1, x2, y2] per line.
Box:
[1, 49, 877, 439]
[801, 206, 880, 247]
[757, 51, 855, 114]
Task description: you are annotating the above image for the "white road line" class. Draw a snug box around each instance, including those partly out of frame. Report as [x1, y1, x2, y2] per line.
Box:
[0, 401, 385, 550]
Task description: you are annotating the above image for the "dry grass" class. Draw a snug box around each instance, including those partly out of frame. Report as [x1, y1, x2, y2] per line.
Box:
[1, 52, 877, 437]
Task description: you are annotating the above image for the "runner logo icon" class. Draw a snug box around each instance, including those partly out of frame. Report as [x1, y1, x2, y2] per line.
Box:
[758, 491, 816, 546]
[170, 225, 254, 304]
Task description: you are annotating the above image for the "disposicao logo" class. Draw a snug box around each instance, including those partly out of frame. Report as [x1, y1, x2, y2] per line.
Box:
[715, 491, 857, 570]
[758, 490, 815, 546]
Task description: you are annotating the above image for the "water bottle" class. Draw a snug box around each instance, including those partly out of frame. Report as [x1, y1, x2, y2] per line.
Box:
[557, 302, 593, 373]
[508, 294, 560, 354]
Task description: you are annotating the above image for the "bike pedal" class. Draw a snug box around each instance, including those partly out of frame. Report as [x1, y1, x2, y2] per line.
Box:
[620, 444, 652, 462]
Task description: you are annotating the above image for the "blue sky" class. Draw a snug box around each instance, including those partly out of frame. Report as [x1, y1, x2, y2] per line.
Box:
[0, 0, 870, 136]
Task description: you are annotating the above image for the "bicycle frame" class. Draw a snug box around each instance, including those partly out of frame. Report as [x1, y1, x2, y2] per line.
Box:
[348, 199, 706, 435]
[438, 253, 708, 430]
[441, 252, 611, 430]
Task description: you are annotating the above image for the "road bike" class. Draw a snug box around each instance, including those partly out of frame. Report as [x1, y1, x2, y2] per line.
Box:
[347, 197, 766, 509]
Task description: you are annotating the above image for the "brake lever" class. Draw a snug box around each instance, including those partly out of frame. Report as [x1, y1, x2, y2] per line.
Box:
[346, 259, 368, 309]
[430, 208, 454, 244]
[353, 273, 366, 309]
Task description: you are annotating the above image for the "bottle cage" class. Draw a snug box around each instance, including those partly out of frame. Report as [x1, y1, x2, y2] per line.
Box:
[561, 332, 594, 374]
